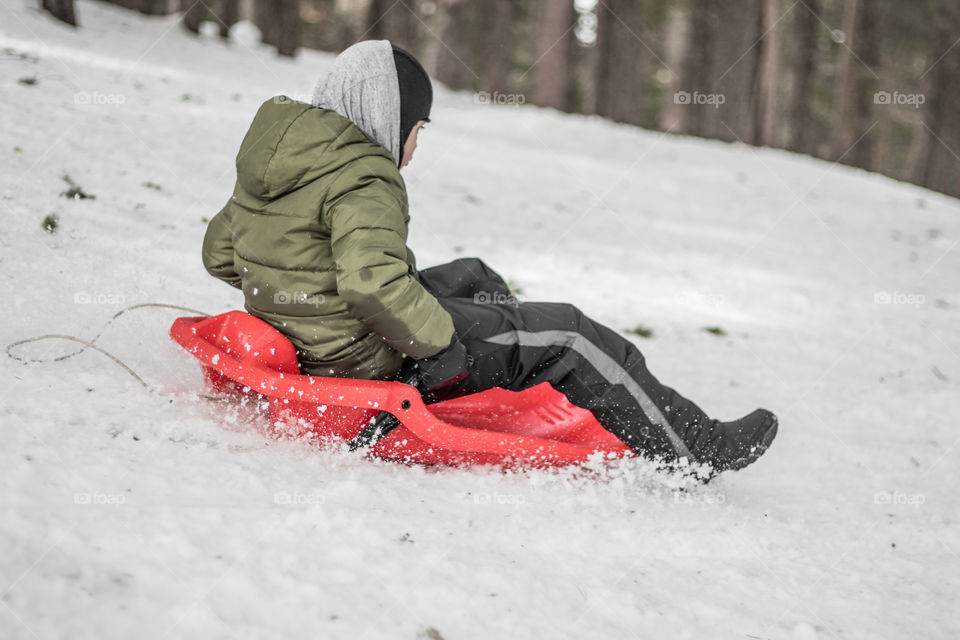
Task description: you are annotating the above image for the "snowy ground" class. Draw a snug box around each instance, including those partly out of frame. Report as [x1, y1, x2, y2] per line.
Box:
[2, 1, 959, 638]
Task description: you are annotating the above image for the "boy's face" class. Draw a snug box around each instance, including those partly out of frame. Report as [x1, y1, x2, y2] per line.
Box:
[400, 120, 427, 169]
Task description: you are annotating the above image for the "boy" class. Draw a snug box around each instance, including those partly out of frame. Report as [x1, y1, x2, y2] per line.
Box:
[202, 41, 778, 476]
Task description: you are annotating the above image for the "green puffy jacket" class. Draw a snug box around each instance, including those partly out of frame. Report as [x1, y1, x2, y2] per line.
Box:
[202, 96, 455, 379]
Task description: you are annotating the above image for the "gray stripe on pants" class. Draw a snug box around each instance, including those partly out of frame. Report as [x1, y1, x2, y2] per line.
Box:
[483, 329, 693, 460]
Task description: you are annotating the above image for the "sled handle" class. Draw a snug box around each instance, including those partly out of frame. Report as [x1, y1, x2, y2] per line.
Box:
[348, 411, 401, 450]
[348, 367, 420, 450]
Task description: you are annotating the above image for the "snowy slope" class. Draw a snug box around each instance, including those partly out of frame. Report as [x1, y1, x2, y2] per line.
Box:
[2, 1, 959, 638]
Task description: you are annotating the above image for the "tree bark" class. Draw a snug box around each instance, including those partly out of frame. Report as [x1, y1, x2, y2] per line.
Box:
[708, 0, 763, 143]
[275, 0, 300, 56]
[180, 0, 206, 34]
[532, 0, 575, 110]
[361, 0, 388, 40]
[431, 0, 477, 91]
[138, 0, 171, 15]
[359, 0, 421, 50]
[418, 0, 454, 78]
[42, 0, 77, 26]
[254, 0, 278, 45]
[218, 0, 239, 39]
[755, 0, 782, 147]
[828, 0, 859, 159]
[595, 0, 648, 125]
[845, 0, 881, 171]
[919, 0, 960, 198]
[676, 0, 712, 136]
[477, 0, 514, 94]
[785, 0, 818, 154]
[250, 0, 301, 55]
[657, 3, 690, 132]
[348, 0, 374, 41]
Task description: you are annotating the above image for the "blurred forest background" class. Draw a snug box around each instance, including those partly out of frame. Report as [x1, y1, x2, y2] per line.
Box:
[44, 0, 960, 199]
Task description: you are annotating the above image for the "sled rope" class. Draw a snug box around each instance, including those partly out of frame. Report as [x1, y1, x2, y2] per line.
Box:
[5, 302, 211, 390]
[7, 334, 152, 388]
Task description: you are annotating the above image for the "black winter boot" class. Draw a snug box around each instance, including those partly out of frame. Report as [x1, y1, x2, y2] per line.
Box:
[698, 409, 778, 473]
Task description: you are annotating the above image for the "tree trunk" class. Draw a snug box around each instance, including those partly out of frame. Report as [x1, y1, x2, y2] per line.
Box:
[138, 0, 171, 15]
[785, 0, 818, 154]
[595, 0, 648, 125]
[828, 0, 859, 159]
[755, 0, 782, 147]
[657, 3, 690, 132]
[919, 0, 960, 198]
[275, 0, 300, 56]
[255, 0, 278, 46]
[477, 0, 514, 94]
[180, 0, 206, 34]
[431, 0, 477, 91]
[564, 4, 590, 113]
[250, 0, 300, 55]
[675, 0, 723, 137]
[389, 0, 421, 52]
[105, 0, 132, 10]
[358, 0, 420, 49]
[360, 0, 388, 40]
[532, 0, 575, 110]
[418, 0, 454, 78]
[42, 0, 77, 26]
[845, 0, 881, 170]
[218, 0, 239, 39]
[708, 0, 763, 143]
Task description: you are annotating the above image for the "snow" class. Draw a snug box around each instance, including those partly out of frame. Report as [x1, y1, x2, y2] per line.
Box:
[1, 1, 959, 638]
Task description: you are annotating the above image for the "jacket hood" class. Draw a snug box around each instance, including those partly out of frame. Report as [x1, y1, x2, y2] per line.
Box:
[311, 40, 401, 165]
[234, 97, 394, 201]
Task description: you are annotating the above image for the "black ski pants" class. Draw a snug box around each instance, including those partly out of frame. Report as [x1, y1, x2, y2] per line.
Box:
[416, 258, 713, 462]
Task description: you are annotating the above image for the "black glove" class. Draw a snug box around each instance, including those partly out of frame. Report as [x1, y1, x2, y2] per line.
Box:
[418, 335, 471, 390]
[358, 338, 471, 449]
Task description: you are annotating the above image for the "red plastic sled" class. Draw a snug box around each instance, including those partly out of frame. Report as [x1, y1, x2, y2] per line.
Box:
[170, 311, 633, 468]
